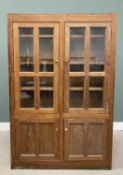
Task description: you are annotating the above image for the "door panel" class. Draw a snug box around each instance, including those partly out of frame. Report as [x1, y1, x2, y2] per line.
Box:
[86, 121, 107, 159]
[64, 23, 111, 113]
[13, 23, 59, 113]
[64, 119, 107, 161]
[15, 121, 37, 159]
[64, 119, 85, 160]
[38, 120, 59, 159]
[20, 123, 36, 155]
[15, 119, 59, 160]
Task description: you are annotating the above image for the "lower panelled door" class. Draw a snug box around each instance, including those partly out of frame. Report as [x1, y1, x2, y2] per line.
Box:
[15, 118, 59, 160]
[64, 119, 107, 161]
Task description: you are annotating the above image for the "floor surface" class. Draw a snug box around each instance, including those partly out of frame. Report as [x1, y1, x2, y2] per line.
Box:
[0, 131, 123, 175]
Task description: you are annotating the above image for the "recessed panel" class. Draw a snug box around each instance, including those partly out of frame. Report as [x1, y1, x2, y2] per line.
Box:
[20, 123, 36, 155]
[69, 123, 84, 155]
[39, 123, 55, 155]
[86, 121, 107, 159]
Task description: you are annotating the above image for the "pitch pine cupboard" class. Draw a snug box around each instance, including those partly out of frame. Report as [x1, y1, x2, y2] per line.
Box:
[8, 14, 117, 169]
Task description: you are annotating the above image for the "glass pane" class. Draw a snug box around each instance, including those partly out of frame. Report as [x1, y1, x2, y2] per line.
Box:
[19, 28, 34, 72]
[70, 27, 85, 35]
[89, 91, 103, 108]
[70, 77, 84, 88]
[20, 28, 33, 35]
[20, 77, 34, 108]
[90, 77, 104, 88]
[39, 28, 54, 72]
[40, 77, 53, 88]
[20, 77, 34, 88]
[39, 28, 54, 35]
[39, 77, 54, 108]
[70, 27, 85, 72]
[69, 91, 83, 108]
[20, 91, 34, 108]
[40, 91, 53, 108]
[90, 27, 105, 72]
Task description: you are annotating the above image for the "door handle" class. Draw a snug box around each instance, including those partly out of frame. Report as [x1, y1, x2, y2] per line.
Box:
[64, 128, 68, 132]
[65, 59, 69, 63]
[55, 59, 58, 63]
[55, 128, 58, 131]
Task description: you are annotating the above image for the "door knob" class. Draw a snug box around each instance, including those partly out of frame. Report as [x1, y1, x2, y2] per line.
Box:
[64, 128, 68, 132]
[55, 128, 58, 131]
[65, 59, 69, 63]
[55, 59, 58, 63]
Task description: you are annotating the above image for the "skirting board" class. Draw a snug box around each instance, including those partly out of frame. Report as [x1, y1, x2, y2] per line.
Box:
[0, 123, 10, 131]
[0, 122, 123, 131]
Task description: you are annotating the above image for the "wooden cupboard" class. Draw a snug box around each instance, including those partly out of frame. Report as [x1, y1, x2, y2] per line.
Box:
[8, 14, 117, 169]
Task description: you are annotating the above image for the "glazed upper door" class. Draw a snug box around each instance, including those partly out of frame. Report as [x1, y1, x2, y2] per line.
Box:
[13, 23, 59, 113]
[64, 23, 111, 113]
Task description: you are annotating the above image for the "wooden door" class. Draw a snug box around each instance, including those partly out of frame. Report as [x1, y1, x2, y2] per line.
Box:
[15, 118, 59, 160]
[13, 23, 60, 161]
[64, 119, 107, 161]
[64, 23, 111, 160]
[64, 23, 111, 112]
[13, 23, 59, 114]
